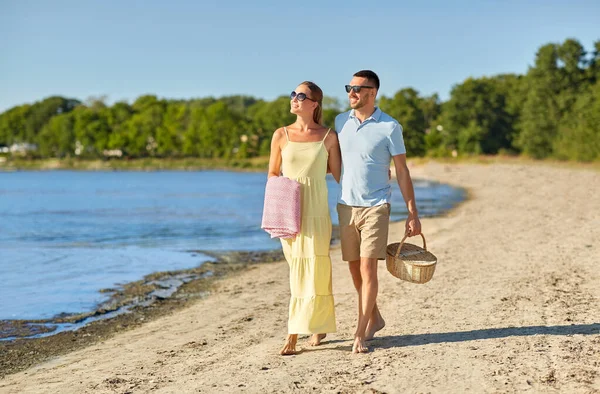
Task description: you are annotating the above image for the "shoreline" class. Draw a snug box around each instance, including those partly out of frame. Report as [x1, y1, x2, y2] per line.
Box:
[0, 249, 285, 377]
[1, 155, 599, 173]
[0, 157, 270, 172]
[0, 249, 286, 341]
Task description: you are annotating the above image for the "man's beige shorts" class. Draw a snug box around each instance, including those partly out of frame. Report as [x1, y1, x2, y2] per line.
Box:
[336, 203, 391, 261]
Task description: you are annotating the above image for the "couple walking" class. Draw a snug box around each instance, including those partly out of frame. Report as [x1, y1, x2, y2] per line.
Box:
[267, 70, 422, 355]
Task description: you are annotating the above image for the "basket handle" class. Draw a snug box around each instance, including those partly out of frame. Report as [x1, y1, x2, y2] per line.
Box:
[395, 233, 427, 259]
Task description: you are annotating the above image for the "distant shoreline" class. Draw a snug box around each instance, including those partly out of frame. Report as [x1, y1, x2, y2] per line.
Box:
[1, 155, 598, 173]
[0, 157, 270, 172]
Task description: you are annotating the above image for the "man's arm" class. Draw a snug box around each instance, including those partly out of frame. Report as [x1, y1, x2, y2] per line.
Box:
[325, 132, 342, 183]
[392, 154, 422, 236]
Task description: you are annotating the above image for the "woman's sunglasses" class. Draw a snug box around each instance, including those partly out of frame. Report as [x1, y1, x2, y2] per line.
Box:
[345, 85, 375, 93]
[290, 91, 316, 102]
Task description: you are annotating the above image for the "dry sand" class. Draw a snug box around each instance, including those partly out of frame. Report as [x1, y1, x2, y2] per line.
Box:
[1, 162, 599, 394]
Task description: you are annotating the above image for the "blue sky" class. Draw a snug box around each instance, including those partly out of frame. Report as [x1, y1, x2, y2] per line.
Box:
[1, 0, 599, 112]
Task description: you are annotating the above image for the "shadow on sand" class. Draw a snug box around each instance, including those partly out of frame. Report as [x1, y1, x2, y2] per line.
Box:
[290, 323, 599, 354]
[371, 323, 600, 349]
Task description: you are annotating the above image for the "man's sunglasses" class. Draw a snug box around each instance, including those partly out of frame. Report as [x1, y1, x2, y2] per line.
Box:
[290, 91, 316, 102]
[345, 85, 375, 93]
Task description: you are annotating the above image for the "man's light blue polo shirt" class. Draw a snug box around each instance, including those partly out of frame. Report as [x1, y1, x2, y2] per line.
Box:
[335, 107, 406, 207]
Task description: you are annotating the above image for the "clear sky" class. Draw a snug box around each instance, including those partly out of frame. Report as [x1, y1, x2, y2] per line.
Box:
[1, 0, 599, 112]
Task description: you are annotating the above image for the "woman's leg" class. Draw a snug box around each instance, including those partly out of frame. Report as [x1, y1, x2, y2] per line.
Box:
[307, 333, 326, 346]
[279, 334, 298, 355]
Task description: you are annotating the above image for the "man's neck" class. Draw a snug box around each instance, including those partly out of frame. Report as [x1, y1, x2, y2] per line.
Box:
[353, 106, 376, 123]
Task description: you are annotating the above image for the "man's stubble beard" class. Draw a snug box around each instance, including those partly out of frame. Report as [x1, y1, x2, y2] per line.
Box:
[350, 99, 365, 110]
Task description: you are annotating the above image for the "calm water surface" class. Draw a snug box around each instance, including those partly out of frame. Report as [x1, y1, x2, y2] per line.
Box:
[0, 170, 464, 321]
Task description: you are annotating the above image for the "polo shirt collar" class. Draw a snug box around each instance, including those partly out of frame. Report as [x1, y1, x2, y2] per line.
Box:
[349, 107, 382, 122]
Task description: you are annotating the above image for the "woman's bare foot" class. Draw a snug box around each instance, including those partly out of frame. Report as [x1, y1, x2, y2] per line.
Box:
[365, 315, 385, 340]
[279, 334, 298, 355]
[352, 336, 369, 353]
[307, 334, 326, 346]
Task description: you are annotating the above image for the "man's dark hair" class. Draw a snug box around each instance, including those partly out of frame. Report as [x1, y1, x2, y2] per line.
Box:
[353, 70, 380, 90]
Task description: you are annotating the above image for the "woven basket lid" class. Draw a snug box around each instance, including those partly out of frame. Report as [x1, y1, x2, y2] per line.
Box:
[387, 234, 437, 266]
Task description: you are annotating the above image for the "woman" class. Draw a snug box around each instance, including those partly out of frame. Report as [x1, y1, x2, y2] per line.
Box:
[267, 81, 342, 355]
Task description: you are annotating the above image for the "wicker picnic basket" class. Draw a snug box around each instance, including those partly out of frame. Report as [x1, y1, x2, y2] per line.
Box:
[386, 233, 437, 284]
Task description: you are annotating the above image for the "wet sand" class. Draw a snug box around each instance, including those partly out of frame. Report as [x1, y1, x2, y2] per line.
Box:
[1, 161, 599, 393]
[0, 250, 284, 376]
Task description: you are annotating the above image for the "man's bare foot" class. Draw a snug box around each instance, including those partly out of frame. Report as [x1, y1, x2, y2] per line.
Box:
[307, 333, 326, 346]
[279, 334, 298, 355]
[352, 336, 369, 354]
[365, 315, 385, 340]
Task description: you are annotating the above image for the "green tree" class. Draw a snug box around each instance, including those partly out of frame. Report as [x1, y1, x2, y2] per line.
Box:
[121, 96, 166, 157]
[26, 96, 80, 143]
[106, 102, 133, 151]
[553, 82, 600, 161]
[379, 88, 427, 156]
[442, 78, 513, 154]
[183, 105, 207, 157]
[157, 102, 188, 157]
[0, 105, 30, 146]
[248, 97, 294, 156]
[517, 39, 589, 158]
[37, 112, 75, 157]
[322, 96, 343, 128]
[71, 107, 111, 157]
[588, 40, 600, 83]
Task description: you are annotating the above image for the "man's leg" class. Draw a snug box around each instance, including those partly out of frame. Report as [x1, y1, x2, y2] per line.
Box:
[352, 256, 378, 353]
[349, 260, 384, 338]
[360, 203, 390, 342]
[351, 260, 385, 342]
[348, 260, 362, 331]
[338, 204, 366, 345]
[366, 300, 385, 340]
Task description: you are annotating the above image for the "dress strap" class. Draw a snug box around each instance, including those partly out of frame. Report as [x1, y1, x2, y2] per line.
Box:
[322, 128, 331, 142]
[283, 127, 290, 142]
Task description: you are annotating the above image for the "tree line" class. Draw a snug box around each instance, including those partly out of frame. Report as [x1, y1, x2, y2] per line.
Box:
[1, 38, 599, 162]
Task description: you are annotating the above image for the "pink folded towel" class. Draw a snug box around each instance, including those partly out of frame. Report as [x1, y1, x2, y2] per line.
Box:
[261, 176, 301, 239]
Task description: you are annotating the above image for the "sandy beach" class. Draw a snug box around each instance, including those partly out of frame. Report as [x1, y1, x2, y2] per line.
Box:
[1, 161, 599, 394]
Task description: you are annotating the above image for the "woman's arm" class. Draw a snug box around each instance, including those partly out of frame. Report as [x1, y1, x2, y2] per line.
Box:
[267, 128, 285, 179]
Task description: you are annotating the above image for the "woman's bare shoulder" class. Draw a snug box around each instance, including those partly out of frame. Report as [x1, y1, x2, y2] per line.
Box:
[324, 128, 339, 145]
[325, 127, 338, 137]
[272, 127, 286, 140]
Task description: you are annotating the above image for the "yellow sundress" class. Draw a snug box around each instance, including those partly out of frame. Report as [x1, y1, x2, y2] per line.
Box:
[280, 127, 336, 334]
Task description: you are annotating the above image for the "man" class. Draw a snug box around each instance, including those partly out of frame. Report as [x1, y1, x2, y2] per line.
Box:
[335, 70, 422, 354]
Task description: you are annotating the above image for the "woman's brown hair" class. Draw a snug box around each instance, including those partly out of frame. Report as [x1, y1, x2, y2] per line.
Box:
[300, 81, 323, 124]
